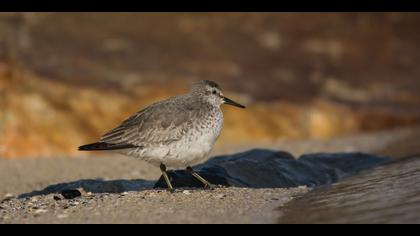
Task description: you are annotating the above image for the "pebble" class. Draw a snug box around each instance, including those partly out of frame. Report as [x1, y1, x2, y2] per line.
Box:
[215, 194, 226, 199]
[61, 189, 82, 199]
[30, 197, 39, 202]
[34, 209, 48, 214]
[4, 193, 14, 198]
[57, 214, 68, 219]
[182, 190, 191, 195]
[298, 186, 308, 190]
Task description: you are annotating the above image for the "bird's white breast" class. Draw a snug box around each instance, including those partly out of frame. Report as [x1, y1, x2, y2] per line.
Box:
[131, 108, 224, 168]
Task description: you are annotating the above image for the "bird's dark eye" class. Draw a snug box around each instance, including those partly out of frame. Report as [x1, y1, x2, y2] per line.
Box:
[212, 90, 217, 95]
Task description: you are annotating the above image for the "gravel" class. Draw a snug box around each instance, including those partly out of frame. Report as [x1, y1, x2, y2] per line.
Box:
[0, 187, 308, 224]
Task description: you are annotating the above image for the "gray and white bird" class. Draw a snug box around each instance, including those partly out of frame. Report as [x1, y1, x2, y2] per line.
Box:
[78, 80, 245, 191]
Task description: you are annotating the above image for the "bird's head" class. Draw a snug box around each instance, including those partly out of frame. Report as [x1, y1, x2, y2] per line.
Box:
[191, 80, 246, 109]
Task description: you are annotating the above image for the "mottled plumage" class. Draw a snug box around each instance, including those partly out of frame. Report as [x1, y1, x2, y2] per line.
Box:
[79, 80, 245, 191]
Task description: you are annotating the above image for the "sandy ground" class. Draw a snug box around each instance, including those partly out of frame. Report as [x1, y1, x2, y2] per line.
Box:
[1, 126, 419, 224]
[0, 187, 308, 224]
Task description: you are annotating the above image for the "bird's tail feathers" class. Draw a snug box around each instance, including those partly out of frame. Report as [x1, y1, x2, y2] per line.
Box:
[78, 142, 136, 151]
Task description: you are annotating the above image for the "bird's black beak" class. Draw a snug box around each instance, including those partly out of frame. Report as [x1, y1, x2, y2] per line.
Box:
[222, 96, 246, 109]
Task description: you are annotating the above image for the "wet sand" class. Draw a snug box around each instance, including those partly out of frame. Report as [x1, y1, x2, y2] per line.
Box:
[278, 156, 420, 224]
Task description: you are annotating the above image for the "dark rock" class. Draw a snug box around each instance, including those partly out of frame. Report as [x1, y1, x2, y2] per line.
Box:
[154, 149, 391, 189]
[53, 195, 63, 201]
[61, 189, 81, 199]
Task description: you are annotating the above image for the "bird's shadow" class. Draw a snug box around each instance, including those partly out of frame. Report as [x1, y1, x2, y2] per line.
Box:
[18, 148, 392, 199]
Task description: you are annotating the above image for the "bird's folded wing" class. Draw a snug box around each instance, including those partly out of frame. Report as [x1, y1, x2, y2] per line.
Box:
[100, 100, 192, 146]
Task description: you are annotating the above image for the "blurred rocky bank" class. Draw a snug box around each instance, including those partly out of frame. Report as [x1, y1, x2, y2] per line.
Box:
[1, 13, 420, 158]
[1, 62, 420, 158]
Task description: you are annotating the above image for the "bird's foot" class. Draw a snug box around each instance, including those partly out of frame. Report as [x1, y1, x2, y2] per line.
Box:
[204, 183, 218, 190]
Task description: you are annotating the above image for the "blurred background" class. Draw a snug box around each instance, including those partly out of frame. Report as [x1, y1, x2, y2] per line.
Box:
[1, 12, 420, 159]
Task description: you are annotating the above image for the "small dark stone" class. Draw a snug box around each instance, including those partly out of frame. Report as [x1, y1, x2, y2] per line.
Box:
[61, 189, 81, 199]
[53, 195, 63, 201]
[0, 197, 14, 204]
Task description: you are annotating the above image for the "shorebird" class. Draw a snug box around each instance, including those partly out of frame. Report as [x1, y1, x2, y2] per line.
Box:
[78, 80, 245, 192]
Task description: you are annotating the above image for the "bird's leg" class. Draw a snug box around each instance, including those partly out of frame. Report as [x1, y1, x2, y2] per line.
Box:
[160, 163, 174, 193]
[186, 166, 216, 190]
